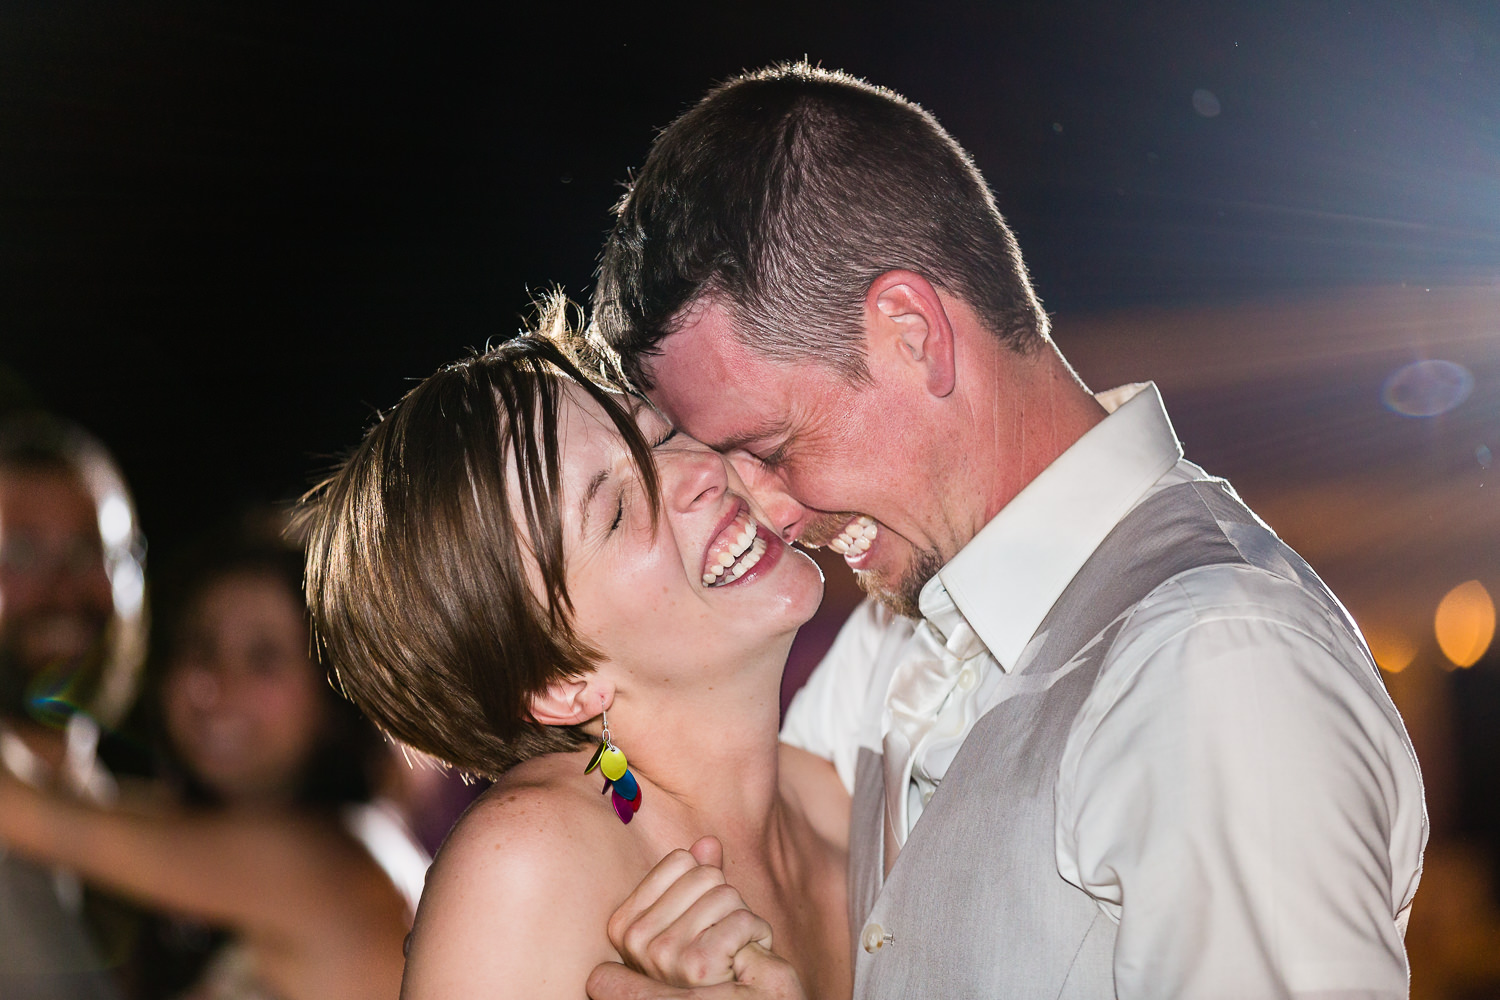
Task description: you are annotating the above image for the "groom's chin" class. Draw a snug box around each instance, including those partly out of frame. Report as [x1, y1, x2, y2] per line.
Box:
[854, 551, 942, 620]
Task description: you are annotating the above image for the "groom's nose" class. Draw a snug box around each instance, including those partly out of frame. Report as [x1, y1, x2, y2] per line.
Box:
[727, 451, 813, 543]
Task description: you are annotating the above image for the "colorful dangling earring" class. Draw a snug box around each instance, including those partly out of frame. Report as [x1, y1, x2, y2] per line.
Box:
[584, 701, 642, 824]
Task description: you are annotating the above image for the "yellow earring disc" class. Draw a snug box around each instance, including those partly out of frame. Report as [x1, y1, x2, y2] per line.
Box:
[600, 745, 628, 781]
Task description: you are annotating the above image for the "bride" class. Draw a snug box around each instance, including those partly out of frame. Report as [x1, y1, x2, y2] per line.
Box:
[300, 304, 851, 998]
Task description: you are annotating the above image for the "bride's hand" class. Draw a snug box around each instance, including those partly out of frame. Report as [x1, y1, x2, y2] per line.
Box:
[586, 948, 806, 1000]
[603, 835, 773, 987]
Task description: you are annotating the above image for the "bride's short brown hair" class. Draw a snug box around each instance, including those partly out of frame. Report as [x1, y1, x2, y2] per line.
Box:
[300, 301, 659, 779]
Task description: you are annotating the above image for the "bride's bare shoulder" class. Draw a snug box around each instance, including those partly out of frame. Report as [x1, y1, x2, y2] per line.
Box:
[778, 743, 851, 851]
[450, 755, 609, 846]
[401, 755, 629, 999]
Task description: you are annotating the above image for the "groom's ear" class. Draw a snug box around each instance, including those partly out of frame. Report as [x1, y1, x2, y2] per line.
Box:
[528, 676, 607, 727]
[865, 270, 957, 398]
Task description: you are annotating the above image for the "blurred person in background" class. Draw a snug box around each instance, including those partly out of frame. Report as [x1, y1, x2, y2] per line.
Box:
[0, 413, 146, 1000]
[0, 514, 427, 1000]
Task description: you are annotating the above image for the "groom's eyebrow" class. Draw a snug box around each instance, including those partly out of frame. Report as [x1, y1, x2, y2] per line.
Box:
[711, 418, 788, 455]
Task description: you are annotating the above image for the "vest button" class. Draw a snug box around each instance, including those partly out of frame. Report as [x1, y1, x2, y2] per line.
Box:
[861, 922, 891, 953]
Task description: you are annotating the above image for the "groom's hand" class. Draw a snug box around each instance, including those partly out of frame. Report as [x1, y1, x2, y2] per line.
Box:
[601, 836, 774, 986]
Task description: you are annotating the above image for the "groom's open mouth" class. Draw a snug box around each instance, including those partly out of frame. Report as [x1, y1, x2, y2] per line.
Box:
[827, 514, 878, 558]
[802, 513, 880, 567]
[701, 504, 771, 587]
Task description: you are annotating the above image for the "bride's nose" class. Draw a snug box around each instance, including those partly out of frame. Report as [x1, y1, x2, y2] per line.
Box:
[660, 447, 727, 511]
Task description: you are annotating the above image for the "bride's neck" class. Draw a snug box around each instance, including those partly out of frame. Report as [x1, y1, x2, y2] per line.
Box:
[608, 651, 791, 859]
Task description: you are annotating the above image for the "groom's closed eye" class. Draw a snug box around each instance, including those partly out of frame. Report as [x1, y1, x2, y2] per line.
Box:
[746, 441, 791, 472]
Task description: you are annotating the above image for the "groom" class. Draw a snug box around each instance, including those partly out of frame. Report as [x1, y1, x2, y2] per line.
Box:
[587, 63, 1427, 999]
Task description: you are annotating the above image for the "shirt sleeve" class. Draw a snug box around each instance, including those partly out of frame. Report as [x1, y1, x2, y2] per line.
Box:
[781, 598, 914, 795]
[1056, 566, 1427, 1000]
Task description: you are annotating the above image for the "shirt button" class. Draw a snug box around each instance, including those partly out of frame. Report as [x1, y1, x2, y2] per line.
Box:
[920, 787, 934, 805]
[861, 922, 891, 953]
[957, 667, 977, 690]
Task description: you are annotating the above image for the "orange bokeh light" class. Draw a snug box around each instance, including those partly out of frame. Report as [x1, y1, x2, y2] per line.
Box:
[1364, 627, 1419, 674]
[1434, 581, 1496, 669]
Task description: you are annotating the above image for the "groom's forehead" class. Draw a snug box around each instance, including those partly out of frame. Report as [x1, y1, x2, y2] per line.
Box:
[647, 320, 826, 448]
[648, 364, 793, 456]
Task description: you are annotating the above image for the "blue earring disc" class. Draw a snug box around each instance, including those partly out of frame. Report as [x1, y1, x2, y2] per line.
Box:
[612, 769, 640, 801]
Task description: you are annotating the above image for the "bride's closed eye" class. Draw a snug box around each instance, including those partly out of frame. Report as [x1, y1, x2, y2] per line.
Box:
[608, 431, 670, 533]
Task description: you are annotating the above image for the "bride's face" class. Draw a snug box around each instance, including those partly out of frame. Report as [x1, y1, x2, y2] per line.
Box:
[550, 385, 823, 687]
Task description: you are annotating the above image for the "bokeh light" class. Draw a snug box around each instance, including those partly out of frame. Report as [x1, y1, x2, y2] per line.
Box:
[1365, 626, 1419, 674]
[1435, 580, 1495, 668]
[1192, 88, 1221, 117]
[97, 492, 133, 548]
[1382, 359, 1474, 417]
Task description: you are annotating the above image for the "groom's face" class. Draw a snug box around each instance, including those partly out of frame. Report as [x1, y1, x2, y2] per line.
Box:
[644, 300, 952, 617]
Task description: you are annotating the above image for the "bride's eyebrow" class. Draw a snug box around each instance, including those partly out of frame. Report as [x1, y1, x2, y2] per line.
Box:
[577, 469, 609, 531]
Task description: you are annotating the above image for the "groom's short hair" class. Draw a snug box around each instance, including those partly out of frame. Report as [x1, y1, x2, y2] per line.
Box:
[592, 61, 1048, 389]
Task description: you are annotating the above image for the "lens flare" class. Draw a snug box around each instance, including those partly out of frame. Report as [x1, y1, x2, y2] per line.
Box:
[1382, 359, 1474, 417]
[24, 659, 87, 727]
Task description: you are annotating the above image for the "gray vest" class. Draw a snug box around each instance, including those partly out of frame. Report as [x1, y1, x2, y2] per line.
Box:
[849, 479, 1350, 999]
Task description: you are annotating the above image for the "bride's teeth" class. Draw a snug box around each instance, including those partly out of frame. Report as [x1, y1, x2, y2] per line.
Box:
[718, 550, 735, 568]
[705, 531, 768, 587]
[702, 572, 715, 585]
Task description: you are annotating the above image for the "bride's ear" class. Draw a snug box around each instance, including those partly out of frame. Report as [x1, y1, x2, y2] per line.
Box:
[528, 676, 608, 727]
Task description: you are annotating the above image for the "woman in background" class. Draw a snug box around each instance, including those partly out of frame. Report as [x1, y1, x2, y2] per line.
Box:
[0, 519, 426, 1000]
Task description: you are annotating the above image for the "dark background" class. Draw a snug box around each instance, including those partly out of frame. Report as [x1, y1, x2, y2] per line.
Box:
[3, 0, 1498, 559]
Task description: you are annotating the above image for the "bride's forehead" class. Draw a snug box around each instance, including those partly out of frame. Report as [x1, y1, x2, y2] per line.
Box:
[552, 386, 635, 473]
[556, 382, 632, 430]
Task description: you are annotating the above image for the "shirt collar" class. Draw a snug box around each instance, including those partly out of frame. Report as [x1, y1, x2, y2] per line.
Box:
[919, 382, 1183, 671]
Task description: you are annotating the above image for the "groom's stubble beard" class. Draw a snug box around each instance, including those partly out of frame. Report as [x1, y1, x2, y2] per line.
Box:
[855, 543, 944, 621]
[800, 510, 945, 620]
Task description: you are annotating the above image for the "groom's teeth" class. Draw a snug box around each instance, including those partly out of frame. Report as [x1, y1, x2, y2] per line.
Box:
[832, 515, 878, 558]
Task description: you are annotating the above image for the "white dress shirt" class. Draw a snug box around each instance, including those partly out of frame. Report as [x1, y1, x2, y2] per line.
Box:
[783, 382, 1427, 998]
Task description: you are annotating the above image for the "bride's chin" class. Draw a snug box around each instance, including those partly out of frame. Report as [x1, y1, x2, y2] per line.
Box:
[788, 553, 827, 625]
